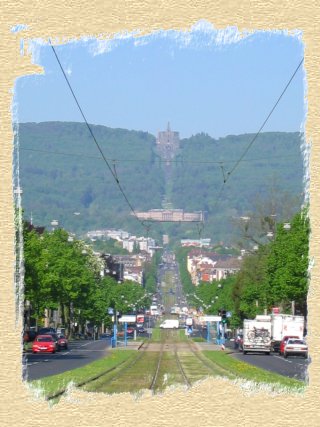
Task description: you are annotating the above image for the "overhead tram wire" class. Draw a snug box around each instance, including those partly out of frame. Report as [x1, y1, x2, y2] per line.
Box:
[49, 41, 147, 232]
[212, 57, 304, 210]
[225, 57, 304, 182]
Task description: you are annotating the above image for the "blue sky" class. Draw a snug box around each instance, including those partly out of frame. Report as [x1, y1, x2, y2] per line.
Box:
[15, 23, 305, 139]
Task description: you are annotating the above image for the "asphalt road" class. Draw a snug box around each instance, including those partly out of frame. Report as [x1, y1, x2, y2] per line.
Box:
[194, 327, 309, 381]
[24, 338, 110, 381]
[230, 349, 309, 381]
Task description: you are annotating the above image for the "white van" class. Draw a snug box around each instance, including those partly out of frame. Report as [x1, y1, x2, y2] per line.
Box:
[160, 319, 179, 329]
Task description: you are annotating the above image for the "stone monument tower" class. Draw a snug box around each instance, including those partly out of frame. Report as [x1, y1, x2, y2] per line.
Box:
[156, 122, 180, 163]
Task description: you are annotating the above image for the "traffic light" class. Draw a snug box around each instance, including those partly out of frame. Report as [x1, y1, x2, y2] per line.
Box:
[222, 310, 227, 324]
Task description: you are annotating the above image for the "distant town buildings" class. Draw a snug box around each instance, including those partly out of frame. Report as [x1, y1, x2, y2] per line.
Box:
[132, 209, 204, 222]
[87, 228, 156, 256]
[100, 252, 151, 286]
[181, 238, 211, 247]
[186, 249, 242, 286]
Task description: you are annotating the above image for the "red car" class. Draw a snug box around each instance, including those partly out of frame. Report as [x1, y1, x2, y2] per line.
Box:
[279, 335, 299, 355]
[57, 335, 68, 350]
[32, 335, 57, 353]
[117, 328, 134, 337]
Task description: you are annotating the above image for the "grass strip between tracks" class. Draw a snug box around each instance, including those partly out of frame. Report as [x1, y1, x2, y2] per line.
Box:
[202, 351, 305, 391]
[28, 350, 136, 400]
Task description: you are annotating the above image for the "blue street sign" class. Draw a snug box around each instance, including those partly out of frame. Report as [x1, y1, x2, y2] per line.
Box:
[226, 311, 232, 318]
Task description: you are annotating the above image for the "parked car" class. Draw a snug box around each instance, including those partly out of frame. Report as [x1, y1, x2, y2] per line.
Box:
[32, 335, 57, 353]
[283, 338, 308, 359]
[57, 335, 68, 350]
[117, 328, 134, 337]
[40, 332, 60, 349]
[279, 335, 299, 355]
[100, 332, 112, 339]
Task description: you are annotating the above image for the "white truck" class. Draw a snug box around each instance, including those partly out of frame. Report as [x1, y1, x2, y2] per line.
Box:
[159, 319, 179, 329]
[270, 314, 305, 352]
[243, 315, 272, 355]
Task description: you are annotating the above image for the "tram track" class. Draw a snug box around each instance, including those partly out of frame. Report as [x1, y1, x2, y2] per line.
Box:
[149, 340, 165, 393]
[46, 331, 233, 400]
[184, 338, 235, 379]
[173, 343, 191, 388]
[46, 340, 152, 400]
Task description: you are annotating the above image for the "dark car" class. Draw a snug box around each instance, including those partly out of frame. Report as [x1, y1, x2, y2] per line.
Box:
[100, 332, 112, 339]
[37, 327, 56, 335]
[50, 333, 60, 349]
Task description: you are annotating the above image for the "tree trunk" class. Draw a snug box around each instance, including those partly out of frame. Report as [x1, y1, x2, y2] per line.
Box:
[60, 303, 65, 327]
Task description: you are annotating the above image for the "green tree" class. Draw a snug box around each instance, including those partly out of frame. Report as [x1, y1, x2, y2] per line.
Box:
[266, 209, 309, 315]
[144, 249, 163, 294]
[24, 225, 53, 325]
[232, 245, 270, 320]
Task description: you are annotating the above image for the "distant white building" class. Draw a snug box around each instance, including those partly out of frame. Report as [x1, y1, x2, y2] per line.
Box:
[87, 229, 130, 240]
[122, 237, 136, 253]
[181, 238, 211, 247]
[87, 228, 156, 256]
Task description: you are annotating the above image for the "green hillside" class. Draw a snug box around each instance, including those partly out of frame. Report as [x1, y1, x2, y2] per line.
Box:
[171, 131, 304, 242]
[17, 122, 164, 236]
[16, 122, 304, 244]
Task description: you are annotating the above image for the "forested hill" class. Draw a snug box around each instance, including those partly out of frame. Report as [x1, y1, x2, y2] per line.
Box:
[17, 122, 164, 236]
[171, 131, 304, 241]
[17, 122, 304, 243]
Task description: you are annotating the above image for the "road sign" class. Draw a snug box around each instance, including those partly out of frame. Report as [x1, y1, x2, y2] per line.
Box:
[108, 307, 114, 314]
[200, 316, 222, 322]
[226, 311, 232, 318]
[118, 315, 136, 323]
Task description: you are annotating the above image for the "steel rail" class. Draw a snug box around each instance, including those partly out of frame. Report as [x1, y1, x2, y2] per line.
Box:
[185, 339, 232, 377]
[173, 343, 191, 388]
[149, 329, 170, 392]
[46, 340, 151, 401]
